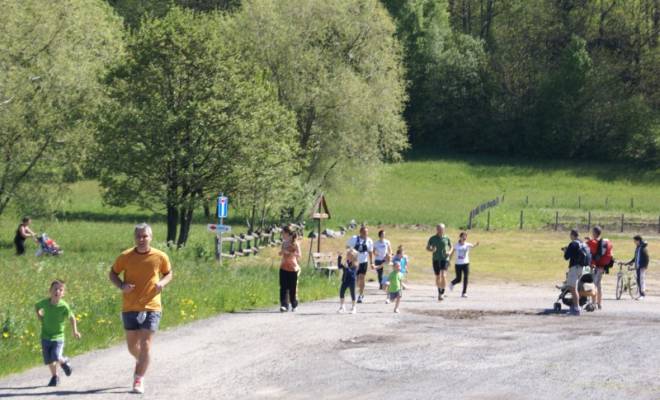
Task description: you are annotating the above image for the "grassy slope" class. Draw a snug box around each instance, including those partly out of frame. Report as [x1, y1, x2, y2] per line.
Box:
[327, 157, 660, 229]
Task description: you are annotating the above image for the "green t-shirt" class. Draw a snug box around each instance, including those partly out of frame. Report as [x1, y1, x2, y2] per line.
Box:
[388, 271, 403, 293]
[35, 298, 73, 341]
[427, 235, 451, 261]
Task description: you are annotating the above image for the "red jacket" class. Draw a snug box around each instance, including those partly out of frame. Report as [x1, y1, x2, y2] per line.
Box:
[587, 238, 613, 267]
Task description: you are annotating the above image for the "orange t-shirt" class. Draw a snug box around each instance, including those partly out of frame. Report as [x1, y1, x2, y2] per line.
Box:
[280, 241, 301, 272]
[112, 247, 172, 312]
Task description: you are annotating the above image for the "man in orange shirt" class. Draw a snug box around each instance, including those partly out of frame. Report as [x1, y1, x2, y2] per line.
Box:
[109, 223, 173, 394]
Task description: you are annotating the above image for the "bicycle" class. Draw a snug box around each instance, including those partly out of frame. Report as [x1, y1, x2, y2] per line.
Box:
[615, 261, 638, 300]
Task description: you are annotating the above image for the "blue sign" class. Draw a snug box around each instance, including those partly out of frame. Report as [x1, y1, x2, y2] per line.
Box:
[217, 196, 228, 219]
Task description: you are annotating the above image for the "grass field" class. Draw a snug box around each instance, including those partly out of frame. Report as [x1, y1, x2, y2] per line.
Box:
[327, 156, 660, 230]
[1, 156, 658, 378]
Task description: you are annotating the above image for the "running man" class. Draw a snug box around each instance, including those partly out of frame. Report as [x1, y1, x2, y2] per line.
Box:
[109, 223, 173, 394]
[426, 224, 453, 301]
[346, 225, 373, 303]
[373, 230, 392, 290]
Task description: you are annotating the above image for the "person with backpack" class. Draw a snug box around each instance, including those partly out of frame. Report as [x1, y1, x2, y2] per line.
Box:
[346, 225, 373, 303]
[626, 235, 650, 299]
[587, 226, 612, 310]
[563, 229, 587, 315]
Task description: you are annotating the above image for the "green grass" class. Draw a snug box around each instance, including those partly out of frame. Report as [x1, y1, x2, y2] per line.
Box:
[326, 156, 660, 229]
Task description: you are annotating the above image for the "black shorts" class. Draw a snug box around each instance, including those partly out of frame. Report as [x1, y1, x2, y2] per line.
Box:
[122, 311, 162, 332]
[357, 262, 368, 275]
[432, 260, 449, 275]
[374, 259, 386, 268]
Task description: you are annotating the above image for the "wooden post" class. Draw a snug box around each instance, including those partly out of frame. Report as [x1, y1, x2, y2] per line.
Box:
[630, 198, 634, 208]
[578, 196, 581, 209]
[658, 215, 660, 234]
[486, 211, 491, 231]
[587, 211, 591, 232]
[605, 197, 608, 208]
[621, 213, 625, 233]
[468, 211, 473, 230]
[519, 210, 524, 230]
[525, 195, 529, 206]
[555, 211, 559, 231]
[552, 196, 555, 207]
[317, 217, 321, 253]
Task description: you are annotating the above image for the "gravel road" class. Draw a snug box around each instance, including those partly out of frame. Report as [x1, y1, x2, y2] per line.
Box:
[2, 278, 659, 400]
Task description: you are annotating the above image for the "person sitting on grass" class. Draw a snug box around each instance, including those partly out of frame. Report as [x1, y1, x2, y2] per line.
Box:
[338, 248, 359, 314]
[387, 261, 404, 313]
[35, 279, 81, 387]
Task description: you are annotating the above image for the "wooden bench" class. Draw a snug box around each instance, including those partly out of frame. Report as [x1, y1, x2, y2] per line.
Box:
[312, 252, 339, 279]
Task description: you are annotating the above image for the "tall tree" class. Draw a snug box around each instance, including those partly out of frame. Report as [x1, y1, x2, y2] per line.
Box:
[0, 0, 123, 216]
[96, 7, 299, 246]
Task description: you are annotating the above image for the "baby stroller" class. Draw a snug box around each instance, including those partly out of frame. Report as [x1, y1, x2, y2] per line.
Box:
[36, 233, 62, 256]
[553, 266, 597, 313]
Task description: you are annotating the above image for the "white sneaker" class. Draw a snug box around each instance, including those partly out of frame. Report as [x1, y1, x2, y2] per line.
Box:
[350, 306, 357, 314]
[337, 306, 345, 313]
[394, 308, 400, 313]
[461, 294, 468, 298]
[385, 298, 390, 304]
[132, 377, 144, 394]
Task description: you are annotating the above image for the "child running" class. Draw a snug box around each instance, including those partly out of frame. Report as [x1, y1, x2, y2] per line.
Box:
[387, 261, 404, 313]
[392, 245, 410, 289]
[35, 279, 81, 387]
[338, 249, 359, 314]
[449, 232, 479, 297]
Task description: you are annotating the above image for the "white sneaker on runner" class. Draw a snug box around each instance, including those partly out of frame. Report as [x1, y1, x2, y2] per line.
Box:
[350, 306, 357, 314]
[132, 377, 144, 394]
[337, 306, 345, 314]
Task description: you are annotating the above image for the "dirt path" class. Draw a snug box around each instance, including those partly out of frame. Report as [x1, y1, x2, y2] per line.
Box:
[2, 280, 659, 400]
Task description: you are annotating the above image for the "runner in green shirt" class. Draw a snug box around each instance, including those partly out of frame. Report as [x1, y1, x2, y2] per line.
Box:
[426, 224, 453, 301]
[35, 280, 81, 387]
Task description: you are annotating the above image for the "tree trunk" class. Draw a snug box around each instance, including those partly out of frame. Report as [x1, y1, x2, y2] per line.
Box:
[176, 206, 194, 248]
[167, 205, 178, 245]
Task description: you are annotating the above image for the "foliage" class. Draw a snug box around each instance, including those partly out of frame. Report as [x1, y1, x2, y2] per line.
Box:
[0, 0, 123, 217]
[225, 0, 409, 218]
[107, 0, 241, 29]
[96, 7, 299, 245]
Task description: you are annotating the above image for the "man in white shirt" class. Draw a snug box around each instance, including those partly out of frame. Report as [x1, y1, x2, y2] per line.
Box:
[346, 226, 374, 303]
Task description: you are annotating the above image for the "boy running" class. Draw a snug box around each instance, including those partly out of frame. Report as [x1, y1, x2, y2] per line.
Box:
[338, 249, 359, 314]
[35, 279, 81, 387]
[387, 261, 404, 313]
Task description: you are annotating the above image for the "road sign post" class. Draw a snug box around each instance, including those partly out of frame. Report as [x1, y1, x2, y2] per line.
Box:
[215, 195, 229, 263]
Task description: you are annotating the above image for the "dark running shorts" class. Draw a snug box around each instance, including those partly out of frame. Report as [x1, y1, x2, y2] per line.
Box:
[41, 339, 63, 364]
[432, 259, 449, 275]
[357, 262, 369, 275]
[122, 311, 162, 332]
[374, 259, 386, 268]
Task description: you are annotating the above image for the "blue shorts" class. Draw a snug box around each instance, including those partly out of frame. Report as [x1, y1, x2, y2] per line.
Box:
[41, 339, 64, 364]
[388, 291, 402, 301]
[122, 311, 162, 332]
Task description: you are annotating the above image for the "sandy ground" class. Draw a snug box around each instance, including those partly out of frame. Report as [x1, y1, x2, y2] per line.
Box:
[2, 276, 660, 400]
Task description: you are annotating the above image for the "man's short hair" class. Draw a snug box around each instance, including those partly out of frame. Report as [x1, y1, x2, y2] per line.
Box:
[437, 223, 445, 229]
[570, 229, 579, 238]
[592, 226, 602, 236]
[50, 279, 65, 290]
[134, 223, 152, 237]
[634, 235, 643, 242]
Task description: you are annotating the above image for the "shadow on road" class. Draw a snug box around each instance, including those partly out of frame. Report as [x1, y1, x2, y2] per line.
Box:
[0, 386, 125, 398]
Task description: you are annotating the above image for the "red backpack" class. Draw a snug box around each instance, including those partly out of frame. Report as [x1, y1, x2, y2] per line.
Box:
[594, 238, 613, 267]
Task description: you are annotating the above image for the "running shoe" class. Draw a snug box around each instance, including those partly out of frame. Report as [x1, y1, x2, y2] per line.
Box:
[337, 306, 345, 313]
[385, 298, 390, 304]
[357, 295, 363, 304]
[133, 377, 145, 394]
[461, 294, 468, 298]
[279, 306, 287, 312]
[638, 295, 645, 300]
[47, 375, 59, 387]
[394, 308, 400, 313]
[438, 294, 443, 301]
[61, 360, 72, 376]
[350, 306, 357, 314]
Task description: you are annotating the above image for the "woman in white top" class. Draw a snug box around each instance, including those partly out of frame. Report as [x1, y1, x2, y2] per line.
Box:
[449, 232, 479, 297]
[373, 230, 392, 290]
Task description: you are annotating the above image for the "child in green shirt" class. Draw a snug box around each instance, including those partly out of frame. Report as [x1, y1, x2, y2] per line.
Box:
[35, 280, 81, 387]
[387, 262, 403, 313]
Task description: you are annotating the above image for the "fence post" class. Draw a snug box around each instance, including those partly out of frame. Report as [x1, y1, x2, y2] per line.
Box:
[630, 198, 634, 208]
[587, 211, 591, 232]
[555, 211, 559, 231]
[605, 197, 608, 208]
[519, 210, 524, 230]
[578, 196, 581, 209]
[525, 195, 529, 206]
[468, 211, 473, 230]
[621, 214, 625, 233]
[658, 215, 660, 234]
[487, 211, 491, 231]
[552, 196, 555, 207]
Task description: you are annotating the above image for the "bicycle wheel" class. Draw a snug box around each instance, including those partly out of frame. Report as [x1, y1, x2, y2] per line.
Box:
[629, 278, 638, 299]
[615, 274, 624, 300]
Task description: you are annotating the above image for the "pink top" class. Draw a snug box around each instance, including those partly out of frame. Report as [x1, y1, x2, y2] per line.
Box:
[280, 241, 301, 272]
